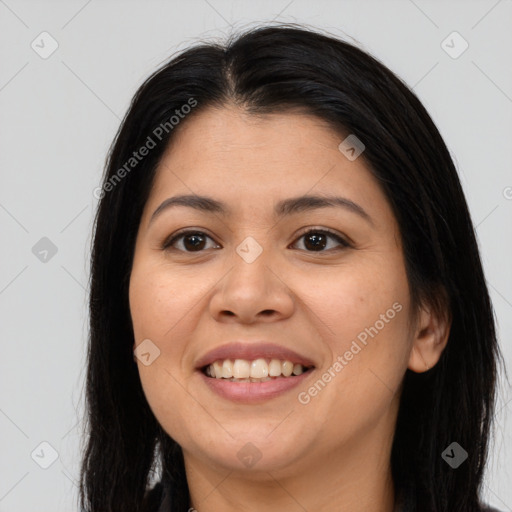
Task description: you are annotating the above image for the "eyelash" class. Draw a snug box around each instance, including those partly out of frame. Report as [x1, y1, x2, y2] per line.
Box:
[161, 227, 351, 253]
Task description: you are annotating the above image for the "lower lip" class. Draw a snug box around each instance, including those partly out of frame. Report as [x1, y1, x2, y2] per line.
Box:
[198, 370, 314, 403]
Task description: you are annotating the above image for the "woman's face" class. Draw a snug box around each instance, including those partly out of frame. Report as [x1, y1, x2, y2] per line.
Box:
[129, 105, 416, 476]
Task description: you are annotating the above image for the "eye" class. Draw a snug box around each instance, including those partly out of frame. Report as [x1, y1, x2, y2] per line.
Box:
[291, 228, 350, 252]
[162, 227, 350, 253]
[162, 230, 220, 252]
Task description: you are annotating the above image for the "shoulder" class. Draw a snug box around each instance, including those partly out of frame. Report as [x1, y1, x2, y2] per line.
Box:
[481, 506, 504, 512]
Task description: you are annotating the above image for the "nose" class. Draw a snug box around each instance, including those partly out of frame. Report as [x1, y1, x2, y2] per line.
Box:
[209, 246, 295, 324]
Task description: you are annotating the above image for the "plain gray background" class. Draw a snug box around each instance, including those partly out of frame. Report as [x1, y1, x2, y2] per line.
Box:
[0, 0, 511, 510]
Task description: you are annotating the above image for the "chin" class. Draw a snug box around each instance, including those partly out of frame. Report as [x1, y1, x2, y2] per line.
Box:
[181, 426, 309, 474]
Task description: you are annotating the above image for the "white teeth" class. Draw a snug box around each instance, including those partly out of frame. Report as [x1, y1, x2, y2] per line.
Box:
[213, 360, 223, 378]
[292, 363, 303, 376]
[221, 359, 233, 378]
[282, 361, 294, 377]
[233, 359, 251, 379]
[250, 358, 269, 378]
[205, 358, 310, 380]
[269, 359, 282, 377]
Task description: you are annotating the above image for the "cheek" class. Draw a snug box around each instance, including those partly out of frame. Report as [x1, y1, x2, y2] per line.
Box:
[302, 260, 410, 346]
[129, 263, 195, 343]
[293, 261, 411, 436]
[296, 253, 412, 408]
[129, 264, 203, 444]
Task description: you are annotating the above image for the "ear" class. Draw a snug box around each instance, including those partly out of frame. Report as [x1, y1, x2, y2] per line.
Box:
[408, 302, 451, 373]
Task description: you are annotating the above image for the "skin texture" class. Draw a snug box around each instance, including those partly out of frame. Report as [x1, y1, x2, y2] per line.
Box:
[129, 105, 450, 512]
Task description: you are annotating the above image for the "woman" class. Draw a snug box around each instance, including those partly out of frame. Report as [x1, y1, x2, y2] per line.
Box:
[80, 24, 505, 512]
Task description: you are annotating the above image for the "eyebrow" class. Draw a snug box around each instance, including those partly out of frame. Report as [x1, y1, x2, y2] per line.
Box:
[149, 194, 374, 226]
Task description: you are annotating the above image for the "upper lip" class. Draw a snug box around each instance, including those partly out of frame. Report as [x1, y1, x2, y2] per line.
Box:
[195, 342, 316, 369]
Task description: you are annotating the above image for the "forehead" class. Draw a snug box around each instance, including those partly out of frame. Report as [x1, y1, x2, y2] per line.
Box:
[145, 105, 390, 225]
[160, 105, 344, 169]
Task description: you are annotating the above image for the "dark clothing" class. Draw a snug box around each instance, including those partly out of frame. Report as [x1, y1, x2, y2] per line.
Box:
[145, 476, 503, 512]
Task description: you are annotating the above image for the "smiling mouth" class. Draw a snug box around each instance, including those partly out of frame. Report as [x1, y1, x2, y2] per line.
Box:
[202, 358, 315, 382]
